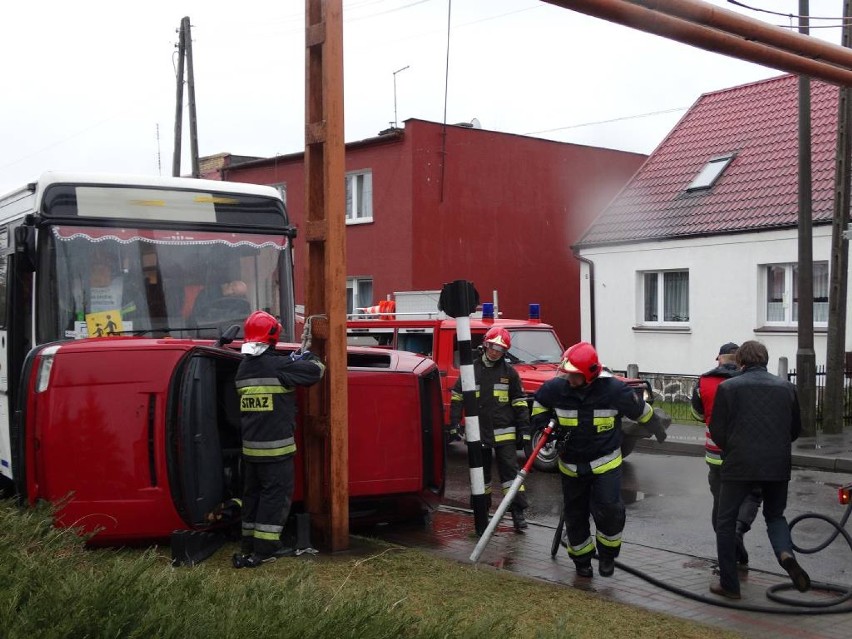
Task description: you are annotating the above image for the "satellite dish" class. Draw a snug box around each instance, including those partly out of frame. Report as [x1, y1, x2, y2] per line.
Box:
[470, 117, 482, 129]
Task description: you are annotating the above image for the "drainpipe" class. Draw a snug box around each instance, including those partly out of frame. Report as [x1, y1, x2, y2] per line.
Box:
[575, 252, 596, 346]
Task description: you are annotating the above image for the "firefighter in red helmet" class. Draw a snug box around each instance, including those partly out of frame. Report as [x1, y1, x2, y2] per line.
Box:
[450, 326, 532, 532]
[232, 310, 325, 568]
[532, 341, 658, 578]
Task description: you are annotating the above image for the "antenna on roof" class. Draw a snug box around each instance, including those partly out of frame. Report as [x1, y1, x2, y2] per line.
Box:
[392, 65, 410, 129]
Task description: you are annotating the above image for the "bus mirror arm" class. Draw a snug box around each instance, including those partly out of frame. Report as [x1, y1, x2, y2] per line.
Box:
[14, 225, 36, 273]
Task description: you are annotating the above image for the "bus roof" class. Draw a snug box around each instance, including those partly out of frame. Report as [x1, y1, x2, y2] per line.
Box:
[27, 171, 281, 201]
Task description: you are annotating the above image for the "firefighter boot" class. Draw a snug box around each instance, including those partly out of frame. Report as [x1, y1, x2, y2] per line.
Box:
[598, 556, 615, 577]
[574, 560, 593, 578]
[511, 507, 528, 532]
[231, 553, 251, 569]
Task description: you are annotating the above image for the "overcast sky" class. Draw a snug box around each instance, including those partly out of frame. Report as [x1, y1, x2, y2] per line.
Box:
[1, 0, 846, 194]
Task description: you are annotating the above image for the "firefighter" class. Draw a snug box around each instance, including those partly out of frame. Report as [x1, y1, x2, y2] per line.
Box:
[532, 342, 659, 578]
[450, 326, 531, 532]
[232, 310, 325, 568]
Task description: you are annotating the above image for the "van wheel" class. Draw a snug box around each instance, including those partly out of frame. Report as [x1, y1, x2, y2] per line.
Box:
[532, 429, 558, 472]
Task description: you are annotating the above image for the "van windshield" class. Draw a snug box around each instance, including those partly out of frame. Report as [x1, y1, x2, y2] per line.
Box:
[37, 225, 290, 342]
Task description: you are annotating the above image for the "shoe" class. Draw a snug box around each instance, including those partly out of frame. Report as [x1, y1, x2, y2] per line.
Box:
[735, 536, 749, 566]
[231, 553, 250, 569]
[781, 555, 811, 592]
[598, 556, 615, 577]
[243, 553, 278, 568]
[709, 581, 741, 600]
[511, 510, 528, 532]
[575, 563, 593, 578]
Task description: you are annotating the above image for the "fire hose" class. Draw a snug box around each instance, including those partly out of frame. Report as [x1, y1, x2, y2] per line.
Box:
[470, 419, 556, 563]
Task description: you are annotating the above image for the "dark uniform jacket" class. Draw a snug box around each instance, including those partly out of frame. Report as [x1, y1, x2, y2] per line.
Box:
[235, 350, 325, 462]
[709, 365, 801, 482]
[450, 357, 529, 447]
[531, 374, 651, 466]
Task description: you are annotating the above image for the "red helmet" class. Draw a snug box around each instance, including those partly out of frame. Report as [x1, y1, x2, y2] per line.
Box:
[559, 341, 601, 383]
[244, 310, 281, 344]
[483, 327, 511, 353]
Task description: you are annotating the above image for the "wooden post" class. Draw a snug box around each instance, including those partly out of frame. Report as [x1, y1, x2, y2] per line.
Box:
[303, 0, 348, 551]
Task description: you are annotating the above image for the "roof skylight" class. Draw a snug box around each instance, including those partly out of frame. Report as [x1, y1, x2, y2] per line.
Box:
[686, 154, 735, 191]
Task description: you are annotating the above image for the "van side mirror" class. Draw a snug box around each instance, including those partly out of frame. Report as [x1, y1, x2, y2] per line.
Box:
[14, 225, 37, 273]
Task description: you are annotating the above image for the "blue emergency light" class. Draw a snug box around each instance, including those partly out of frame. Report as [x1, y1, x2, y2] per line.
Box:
[529, 303, 541, 321]
[481, 302, 495, 320]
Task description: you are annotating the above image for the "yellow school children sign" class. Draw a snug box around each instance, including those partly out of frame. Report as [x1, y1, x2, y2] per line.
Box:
[86, 310, 123, 337]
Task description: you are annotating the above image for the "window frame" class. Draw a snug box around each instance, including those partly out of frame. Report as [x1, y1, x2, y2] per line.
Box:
[637, 269, 690, 327]
[760, 261, 829, 327]
[346, 277, 373, 315]
[345, 170, 373, 224]
[686, 154, 735, 192]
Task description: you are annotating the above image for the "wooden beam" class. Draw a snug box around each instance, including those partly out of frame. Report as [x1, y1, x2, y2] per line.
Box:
[303, 0, 348, 552]
[543, 0, 852, 86]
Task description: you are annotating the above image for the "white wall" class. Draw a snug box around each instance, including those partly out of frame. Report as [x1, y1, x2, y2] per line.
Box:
[578, 227, 844, 375]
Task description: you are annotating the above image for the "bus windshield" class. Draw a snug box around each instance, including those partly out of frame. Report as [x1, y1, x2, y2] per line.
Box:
[38, 225, 290, 342]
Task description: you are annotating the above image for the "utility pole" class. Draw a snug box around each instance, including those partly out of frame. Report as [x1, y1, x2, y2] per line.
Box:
[171, 16, 201, 178]
[172, 19, 186, 178]
[184, 17, 201, 178]
[303, 0, 348, 551]
[797, 0, 817, 437]
[824, 0, 852, 435]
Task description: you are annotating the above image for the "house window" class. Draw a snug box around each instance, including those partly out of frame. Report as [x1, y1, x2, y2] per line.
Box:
[345, 171, 373, 223]
[347, 277, 373, 315]
[641, 270, 689, 324]
[686, 154, 735, 191]
[765, 262, 828, 325]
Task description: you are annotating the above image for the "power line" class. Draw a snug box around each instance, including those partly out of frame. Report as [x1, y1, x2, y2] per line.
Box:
[524, 107, 689, 136]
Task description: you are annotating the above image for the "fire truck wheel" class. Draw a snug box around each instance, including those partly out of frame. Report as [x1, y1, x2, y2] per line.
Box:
[531, 429, 558, 473]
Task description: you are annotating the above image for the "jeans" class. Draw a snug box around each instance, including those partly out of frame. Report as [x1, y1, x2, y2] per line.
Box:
[716, 479, 792, 593]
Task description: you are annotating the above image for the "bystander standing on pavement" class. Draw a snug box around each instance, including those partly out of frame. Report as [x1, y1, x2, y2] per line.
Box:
[450, 326, 531, 532]
[691, 341, 762, 566]
[709, 340, 810, 599]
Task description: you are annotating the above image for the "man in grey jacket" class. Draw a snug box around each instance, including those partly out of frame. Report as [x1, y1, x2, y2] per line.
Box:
[708, 340, 810, 599]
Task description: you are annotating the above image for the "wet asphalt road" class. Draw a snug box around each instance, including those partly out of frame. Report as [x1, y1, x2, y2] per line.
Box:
[441, 443, 852, 587]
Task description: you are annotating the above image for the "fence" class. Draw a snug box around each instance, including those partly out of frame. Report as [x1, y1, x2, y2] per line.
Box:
[787, 365, 852, 427]
[620, 368, 852, 426]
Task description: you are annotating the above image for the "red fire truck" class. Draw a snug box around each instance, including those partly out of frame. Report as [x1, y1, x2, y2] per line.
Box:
[346, 298, 660, 471]
[0, 172, 444, 544]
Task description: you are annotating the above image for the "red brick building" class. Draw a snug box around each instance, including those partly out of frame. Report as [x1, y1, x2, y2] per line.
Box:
[219, 118, 645, 344]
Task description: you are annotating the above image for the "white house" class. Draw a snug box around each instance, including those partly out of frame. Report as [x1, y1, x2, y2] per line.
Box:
[574, 74, 847, 376]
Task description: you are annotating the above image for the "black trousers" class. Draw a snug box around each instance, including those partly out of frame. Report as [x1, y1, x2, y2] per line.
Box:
[708, 464, 762, 533]
[241, 458, 295, 557]
[562, 465, 624, 563]
[482, 443, 528, 512]
[716, 479, 793, 594]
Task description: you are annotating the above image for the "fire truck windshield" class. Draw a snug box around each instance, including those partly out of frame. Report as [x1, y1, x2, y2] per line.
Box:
[39, 225, 289, 342]
[505, 329, 563, 364]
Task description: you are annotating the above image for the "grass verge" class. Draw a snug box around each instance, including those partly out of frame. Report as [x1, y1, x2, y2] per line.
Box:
[1, 500, 740, 638]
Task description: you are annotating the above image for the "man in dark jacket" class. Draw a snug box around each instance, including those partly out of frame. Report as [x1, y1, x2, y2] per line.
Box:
[450, 326, 531, 532]
[233, 310, 325, 568]
[532, 342, 657, 579]
[709, 340, 810, 599]
[690, 342, 761, 565]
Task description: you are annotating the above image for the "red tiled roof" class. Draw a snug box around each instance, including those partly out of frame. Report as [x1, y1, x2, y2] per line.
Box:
[576, 74, 838, 247]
